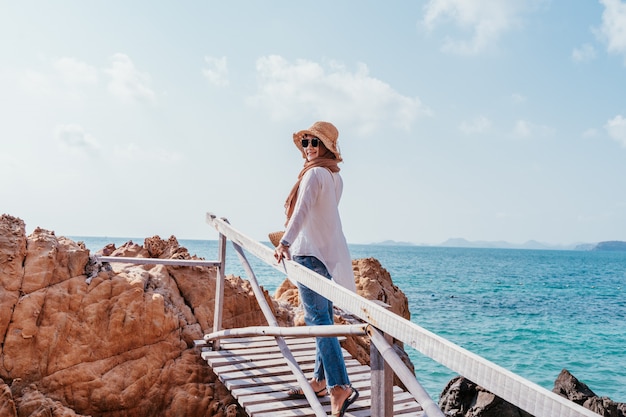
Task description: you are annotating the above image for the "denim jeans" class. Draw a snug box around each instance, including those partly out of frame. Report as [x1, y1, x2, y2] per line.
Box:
[293, 255, 350, 388]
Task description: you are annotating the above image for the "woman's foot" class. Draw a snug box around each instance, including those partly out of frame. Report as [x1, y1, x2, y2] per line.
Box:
[286, 379, 327, 399]
[330, 386, 359, 416]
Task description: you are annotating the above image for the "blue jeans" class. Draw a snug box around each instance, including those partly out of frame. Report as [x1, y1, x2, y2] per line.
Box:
[293, 255, 350, 388]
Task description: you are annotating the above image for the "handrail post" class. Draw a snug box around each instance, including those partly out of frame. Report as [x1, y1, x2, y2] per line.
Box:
[212, 229, 227, 350]
[370, 300, 394, 417]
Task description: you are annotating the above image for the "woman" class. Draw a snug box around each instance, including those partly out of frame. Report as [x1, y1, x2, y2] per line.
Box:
[274, 121, 359, 417]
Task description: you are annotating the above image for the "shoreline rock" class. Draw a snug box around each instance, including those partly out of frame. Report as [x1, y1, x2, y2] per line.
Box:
[438, 370, 626, 417]
[1, 214, 251, 416]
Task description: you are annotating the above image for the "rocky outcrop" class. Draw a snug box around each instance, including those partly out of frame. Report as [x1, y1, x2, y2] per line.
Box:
[553, 369, 626, 417]
[439, 370, 626, 417]
[438, 376, 533, 417]
[340, 257, 414, 382]
[0, 215, 412, 416]
[0, 214, 269, 417]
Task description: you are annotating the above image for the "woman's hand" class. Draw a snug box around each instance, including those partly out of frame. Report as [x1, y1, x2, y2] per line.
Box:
[274, 243, 291, 262]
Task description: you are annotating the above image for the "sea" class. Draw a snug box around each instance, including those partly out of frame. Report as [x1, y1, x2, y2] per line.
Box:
[74, 236, 626, 403]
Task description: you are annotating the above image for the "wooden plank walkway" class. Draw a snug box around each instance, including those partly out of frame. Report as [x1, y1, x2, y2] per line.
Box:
[199, 336, 424, 417]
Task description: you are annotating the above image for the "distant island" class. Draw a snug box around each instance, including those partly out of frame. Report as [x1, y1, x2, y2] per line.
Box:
[443, 239, 626, 251]
[438, 238, 578, 250]
[367, 238, 626, 251]
[590, 241, 626, 251]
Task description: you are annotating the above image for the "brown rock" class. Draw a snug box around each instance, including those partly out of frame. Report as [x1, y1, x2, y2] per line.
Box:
[0, 223, 256, 416]
[0, 378, 17, 417]
[0, 214, 26, 291]
[352, 257, 410, 320]
[13, 383, 87, 417]
[0, 215, 27, 350]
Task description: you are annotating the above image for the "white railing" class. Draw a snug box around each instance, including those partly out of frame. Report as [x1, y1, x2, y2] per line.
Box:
[204, 213, 600, 417]
[96, 213, 600, 417]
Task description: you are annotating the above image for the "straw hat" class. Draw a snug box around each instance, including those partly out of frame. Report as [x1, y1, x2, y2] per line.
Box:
[293, 121, 342, 162]
[268, 231, 285, 247]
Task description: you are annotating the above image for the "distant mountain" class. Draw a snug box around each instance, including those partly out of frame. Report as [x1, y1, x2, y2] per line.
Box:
[438, 238, 579, 250]
[366, 238, 625, 251]
[592, 241, 626, 251]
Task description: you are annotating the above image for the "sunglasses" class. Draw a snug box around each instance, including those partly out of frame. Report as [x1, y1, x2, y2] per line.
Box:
[301, 137, 320, 148]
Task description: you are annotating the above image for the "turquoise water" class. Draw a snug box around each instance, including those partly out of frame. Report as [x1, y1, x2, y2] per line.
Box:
[75, 237, 626, 402]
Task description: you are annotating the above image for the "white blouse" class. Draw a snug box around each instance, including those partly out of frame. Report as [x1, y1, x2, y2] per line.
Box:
[282, 167, 356, 292]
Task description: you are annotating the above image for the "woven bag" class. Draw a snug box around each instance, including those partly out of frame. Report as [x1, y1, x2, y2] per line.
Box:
[268, 231, 285, 247]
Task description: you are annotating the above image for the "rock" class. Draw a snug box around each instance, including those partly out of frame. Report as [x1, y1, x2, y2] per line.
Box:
[0, 215, 27, 350]
[350, 257, 415, 385]
[552, 368, 597, 405]
[12, 383, 88, 417]
[439, 370, 626, 417]
[554, 369, 626, 417]
[438, 376, 532, 417]
[352, 257, 410, 321]
[0, 218, 258, 416]
[0, 378, 17, 417]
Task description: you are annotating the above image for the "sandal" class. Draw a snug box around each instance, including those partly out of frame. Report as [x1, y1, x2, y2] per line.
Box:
[331, 387, 359, 417]
[286, 386, 328, 400]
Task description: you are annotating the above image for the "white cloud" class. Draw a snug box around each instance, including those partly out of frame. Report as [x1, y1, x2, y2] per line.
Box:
[55, 124, 100, 155]
[572, 43, 597, 62]
[246, 55, 430, 134]
[422, 0, 541, 55]
[459, 115, 492, 134]
[512, 119, 554, 138]
[599, 0, 626, 62]
[105, 53, 156, 103]
[202, 56, 229, 87]
[605, 114, 626, 147]
[53, 57, 99, 85]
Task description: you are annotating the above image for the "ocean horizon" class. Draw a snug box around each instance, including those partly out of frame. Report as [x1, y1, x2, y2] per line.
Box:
[74, 235, 626, 403]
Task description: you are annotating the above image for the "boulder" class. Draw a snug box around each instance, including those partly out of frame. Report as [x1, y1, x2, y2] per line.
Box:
[438, 376, 532, 417]
[0, 377, 17, 417]
[0, 216, 263, 416]
[439, 370, 626, 417]
[553, 369, 626, 417]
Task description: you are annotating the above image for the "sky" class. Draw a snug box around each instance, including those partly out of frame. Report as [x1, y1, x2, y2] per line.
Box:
[1, 0, 626, 246]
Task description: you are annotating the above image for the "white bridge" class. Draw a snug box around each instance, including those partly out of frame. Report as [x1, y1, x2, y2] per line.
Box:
[97, 212, 601, 417]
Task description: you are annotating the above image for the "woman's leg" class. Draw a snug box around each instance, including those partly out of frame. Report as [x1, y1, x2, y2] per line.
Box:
[294, 256, 350, 388]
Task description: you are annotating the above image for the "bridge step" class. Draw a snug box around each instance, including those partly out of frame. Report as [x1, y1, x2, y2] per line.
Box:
[199, 336, 424, 417]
